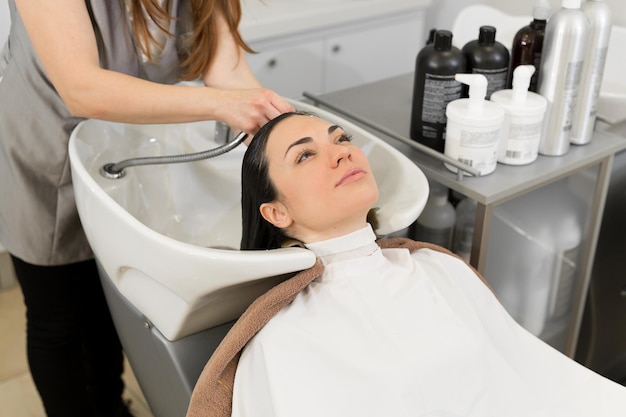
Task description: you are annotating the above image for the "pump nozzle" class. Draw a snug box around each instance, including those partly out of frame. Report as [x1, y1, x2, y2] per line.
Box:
[512, 65, 536, 103]
[455, 73, 487, 112]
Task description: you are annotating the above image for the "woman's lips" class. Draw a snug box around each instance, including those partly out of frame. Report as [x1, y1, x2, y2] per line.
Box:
[336, 168, 366, 186]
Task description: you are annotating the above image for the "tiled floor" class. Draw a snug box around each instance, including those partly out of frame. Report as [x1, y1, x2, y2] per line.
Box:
[0, 262, 154, 417]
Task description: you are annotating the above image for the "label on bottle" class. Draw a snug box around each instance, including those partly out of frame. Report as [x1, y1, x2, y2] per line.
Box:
[503, 120, 543, 163]
[445, 126, 501, 175]
[422, 74, 462, 139]
[473, 67, 508, 99]
[589, 47, 608, 117]
[562, 60, 583, 133]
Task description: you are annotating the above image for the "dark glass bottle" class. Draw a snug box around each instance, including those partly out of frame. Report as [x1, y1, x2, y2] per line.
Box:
[461, 26, 510, 99]
[507, 0, 550, 92]
[410, 30, 466, 153]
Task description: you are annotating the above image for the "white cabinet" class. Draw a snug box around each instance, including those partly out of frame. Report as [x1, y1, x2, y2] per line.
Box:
[246, 11, 425, 99]
[322, 15, 424, 93]
[247, 39, 325, 100]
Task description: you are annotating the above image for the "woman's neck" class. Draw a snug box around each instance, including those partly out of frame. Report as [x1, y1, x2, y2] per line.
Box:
[292, 219, 370, 245]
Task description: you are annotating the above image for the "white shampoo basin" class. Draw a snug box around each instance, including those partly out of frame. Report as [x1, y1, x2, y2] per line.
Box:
[68, 100, 428, 341]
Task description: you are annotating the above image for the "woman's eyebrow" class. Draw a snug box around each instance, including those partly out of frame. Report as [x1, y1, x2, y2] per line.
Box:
[284, 137, 313, 158]
[283, 125, 343, 158]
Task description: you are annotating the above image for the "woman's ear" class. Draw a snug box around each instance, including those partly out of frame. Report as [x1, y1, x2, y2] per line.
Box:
[259, 201, 293, 229]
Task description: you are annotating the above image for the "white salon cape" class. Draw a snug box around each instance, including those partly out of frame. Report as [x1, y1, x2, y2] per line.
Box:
[231, 226, 626, 417]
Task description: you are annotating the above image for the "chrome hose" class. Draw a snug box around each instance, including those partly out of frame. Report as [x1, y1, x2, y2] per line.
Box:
[99, 131, 248, 179]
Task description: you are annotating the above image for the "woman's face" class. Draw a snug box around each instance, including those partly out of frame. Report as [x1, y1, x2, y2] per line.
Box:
[259, 114, 379, 244]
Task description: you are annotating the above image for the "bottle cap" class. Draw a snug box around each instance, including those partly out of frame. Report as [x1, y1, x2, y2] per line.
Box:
[532, 0, 551, 20]
[433, 30, 453, 51]
[478, 26, 496, 45]
[562, 0, 582, 9]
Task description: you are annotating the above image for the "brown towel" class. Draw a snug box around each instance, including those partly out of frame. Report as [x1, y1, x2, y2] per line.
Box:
[186, 238, 488, 417]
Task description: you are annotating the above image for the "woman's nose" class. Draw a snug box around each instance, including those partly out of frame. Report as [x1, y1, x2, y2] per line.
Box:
[331, 144, 351, 167]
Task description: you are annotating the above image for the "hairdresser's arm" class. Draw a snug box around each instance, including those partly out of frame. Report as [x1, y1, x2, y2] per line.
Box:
[15, 0, 291, 134]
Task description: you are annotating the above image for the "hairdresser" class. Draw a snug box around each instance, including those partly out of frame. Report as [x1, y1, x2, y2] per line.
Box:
[0, 1, 293, 416]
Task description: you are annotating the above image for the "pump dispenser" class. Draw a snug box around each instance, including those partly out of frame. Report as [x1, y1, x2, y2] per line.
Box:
[508, 0, 550, 92]
[492, 65, 548, 165]
[444, 74, 505, 176]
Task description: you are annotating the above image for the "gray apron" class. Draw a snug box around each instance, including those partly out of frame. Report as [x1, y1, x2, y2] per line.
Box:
[0, 0, 192, 265]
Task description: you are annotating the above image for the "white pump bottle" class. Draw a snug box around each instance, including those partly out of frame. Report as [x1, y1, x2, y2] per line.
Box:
[491, 65, 548, 165]
[444, 73, 505, 176]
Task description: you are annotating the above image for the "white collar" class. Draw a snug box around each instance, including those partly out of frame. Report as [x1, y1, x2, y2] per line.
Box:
[304, 225, 380, 265]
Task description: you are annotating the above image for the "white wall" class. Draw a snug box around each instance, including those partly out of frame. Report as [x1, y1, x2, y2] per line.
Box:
[1, 0, 9, 48]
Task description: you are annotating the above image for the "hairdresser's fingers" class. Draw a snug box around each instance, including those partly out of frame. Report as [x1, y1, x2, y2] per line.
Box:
[217, 88, 293, 135]
[271, 94, 296, 115]
[263, 106, 284, 123]
[256, 91, 294, 123]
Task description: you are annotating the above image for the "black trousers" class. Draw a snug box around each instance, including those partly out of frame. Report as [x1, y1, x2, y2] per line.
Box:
[11, 255, 126, 417]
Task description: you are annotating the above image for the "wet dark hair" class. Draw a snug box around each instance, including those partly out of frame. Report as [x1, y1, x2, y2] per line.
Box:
[240, 111, 313, 250]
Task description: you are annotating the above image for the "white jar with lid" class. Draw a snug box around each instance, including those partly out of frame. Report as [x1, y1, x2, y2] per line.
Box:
[444, 74, 505, 176]
[491, 65, 548, 165]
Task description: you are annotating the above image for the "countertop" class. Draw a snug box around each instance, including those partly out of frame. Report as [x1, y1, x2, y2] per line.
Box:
[240, 0, 433, 43]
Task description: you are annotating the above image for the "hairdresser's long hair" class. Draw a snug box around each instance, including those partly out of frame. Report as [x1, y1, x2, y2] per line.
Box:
[126, 0, 253, 80]
[240, 112, 312, 250]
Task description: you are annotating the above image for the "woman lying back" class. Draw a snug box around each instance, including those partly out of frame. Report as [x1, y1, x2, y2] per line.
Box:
[187, 112, 626, 417]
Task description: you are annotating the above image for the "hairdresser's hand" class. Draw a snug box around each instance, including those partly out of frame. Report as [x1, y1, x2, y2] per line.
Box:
[201, 12, 294, 136]
[215, 88, 295, 136]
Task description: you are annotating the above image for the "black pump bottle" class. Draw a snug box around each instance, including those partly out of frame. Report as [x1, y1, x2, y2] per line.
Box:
[410, 30, 466, 153]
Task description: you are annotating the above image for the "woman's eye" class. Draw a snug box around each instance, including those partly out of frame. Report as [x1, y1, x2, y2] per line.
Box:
[296, 149, 315, 164]
[337, 133, 353, 143]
